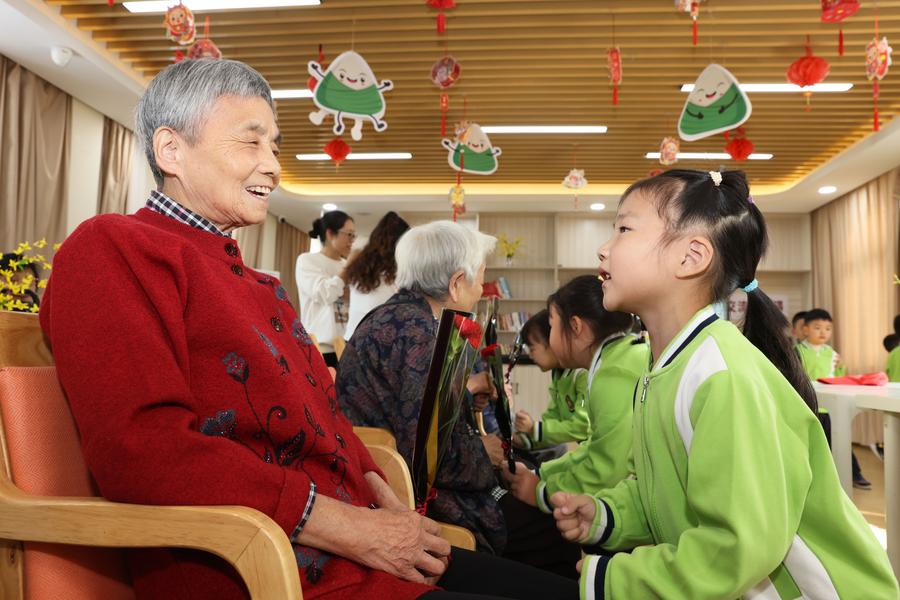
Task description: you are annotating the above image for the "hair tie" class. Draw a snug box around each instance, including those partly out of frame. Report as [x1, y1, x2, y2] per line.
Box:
[741, 278, 758, 293]
[709, 171, 723, 187]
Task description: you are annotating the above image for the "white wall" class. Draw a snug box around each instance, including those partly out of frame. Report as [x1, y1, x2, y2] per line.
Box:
[127, 139, 156, 214]
[65, 98, 104, 234]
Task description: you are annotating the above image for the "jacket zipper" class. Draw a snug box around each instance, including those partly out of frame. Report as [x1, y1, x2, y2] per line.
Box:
[640, 374, 663, 541]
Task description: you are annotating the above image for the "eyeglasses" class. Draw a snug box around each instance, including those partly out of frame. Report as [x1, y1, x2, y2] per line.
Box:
[338, 230, 357, 241]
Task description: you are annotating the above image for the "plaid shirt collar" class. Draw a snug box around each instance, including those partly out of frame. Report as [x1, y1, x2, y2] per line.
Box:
[146, 190, 232, 238]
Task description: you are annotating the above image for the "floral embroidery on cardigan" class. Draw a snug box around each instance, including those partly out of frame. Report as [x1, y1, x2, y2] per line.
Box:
[253, 325, 290, 376]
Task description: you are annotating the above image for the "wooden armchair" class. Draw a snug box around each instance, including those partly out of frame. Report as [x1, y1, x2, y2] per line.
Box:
[0, 311, 301, 600]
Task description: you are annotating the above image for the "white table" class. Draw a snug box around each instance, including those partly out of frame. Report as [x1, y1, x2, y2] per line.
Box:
[813, 384, 865, 496]
[815, 383, 900, 578]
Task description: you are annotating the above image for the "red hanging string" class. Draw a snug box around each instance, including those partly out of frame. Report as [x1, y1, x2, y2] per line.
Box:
[440, 93, 449, 137]
[437, 12, 446, 33]
[691, 1, 699, 46]
[873, 15, 880, 131]
[318, 43, 325, 63]
[838, 28, 844, 56]
[612, 84, 618, 105]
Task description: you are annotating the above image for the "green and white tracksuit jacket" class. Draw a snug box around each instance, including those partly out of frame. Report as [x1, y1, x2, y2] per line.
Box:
[517, 368, 590, 450]
[535, 334, 649, 510]
[796, 341, 846, 381]
[579, 307, 897, 600]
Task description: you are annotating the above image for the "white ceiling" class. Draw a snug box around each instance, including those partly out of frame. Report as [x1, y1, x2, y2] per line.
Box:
[4, 0, 899, 233]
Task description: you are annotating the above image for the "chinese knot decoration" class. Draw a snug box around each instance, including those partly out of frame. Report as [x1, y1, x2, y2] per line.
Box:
[820, 0, 860, 56]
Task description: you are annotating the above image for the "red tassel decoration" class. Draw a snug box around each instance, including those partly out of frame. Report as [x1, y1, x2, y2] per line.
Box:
[692, 19, 698, 46]
[440, 93, 449, 137]
[437, 12, 446, 33]
[108, 0, 114, 5]
[873, 80, 880, 132]
[838, 28, 844, 56]
[612, 84, 618, 106]
[691, 1, 699, 46]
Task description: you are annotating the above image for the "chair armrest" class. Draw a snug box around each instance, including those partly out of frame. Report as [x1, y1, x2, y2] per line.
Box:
[438, 522, 476, 551]
[0, 479, 300, 600]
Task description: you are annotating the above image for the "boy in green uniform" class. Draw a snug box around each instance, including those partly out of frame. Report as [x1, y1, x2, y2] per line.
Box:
[795, 308, 870, 489]
[552, 169, 897, 600]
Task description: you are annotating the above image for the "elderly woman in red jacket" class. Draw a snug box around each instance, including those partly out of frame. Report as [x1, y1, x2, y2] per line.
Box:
[39, 59, 575, 600]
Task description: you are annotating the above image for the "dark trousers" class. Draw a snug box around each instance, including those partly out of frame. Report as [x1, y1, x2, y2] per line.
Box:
[499, 493, 581, 580]
[424, 547, 579, 600]
[321, 351, 339, 369]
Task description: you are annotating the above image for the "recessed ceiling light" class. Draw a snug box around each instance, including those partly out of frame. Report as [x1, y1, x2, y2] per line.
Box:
[322, 203, 338, 211]
[645, 152, 773, 161]
[296, 152, 413, 161]
[480, 125, 607, 134]
[818, 185, 838, 195]
[590, 203, 606, 211]
[123, 0, 320, 13]
[681, 83, 853, 93]
[271, 89, 314, 100]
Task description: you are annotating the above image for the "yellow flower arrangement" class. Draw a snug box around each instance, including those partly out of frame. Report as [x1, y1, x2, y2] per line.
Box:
[1, 238, 57, 313]
[496, 234, 524, 260]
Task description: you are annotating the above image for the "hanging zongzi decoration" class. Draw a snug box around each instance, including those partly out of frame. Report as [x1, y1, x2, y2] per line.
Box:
[308, 50, 394, 141]
[442, 121, 502, 175]
[678, 64, 752, 141]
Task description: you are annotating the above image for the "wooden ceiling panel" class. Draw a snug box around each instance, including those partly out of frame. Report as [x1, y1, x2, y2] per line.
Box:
[45, 0, 900, 188]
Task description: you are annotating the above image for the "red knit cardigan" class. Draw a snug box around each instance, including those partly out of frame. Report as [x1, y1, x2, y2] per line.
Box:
[40, 208, 434, 600]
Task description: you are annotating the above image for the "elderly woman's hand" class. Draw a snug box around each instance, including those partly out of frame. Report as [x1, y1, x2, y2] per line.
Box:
[354, 508, 451, 584]
[365, 471, 410, 512]
[298, 494, 451, 585]
[501, 461, 538, 507]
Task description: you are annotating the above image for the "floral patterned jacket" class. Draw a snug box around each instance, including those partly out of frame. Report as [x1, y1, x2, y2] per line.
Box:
[337, 288, 507, 553]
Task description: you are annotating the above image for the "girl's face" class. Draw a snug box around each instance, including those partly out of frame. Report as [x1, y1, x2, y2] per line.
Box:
[597, 191, 679, 315]
[526, 334, 559, 372]
[548, 304, 594, 369]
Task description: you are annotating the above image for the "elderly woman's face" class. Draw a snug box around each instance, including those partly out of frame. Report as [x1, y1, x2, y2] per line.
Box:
[176, 95, 281, 230]
[446, 263, 485, 313]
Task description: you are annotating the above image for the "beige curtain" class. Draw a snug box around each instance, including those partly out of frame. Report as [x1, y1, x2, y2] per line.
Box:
[0, 54, 70, 250]
[811, 169, 899, 445]
[234, 223, 264, 269]
[97, 117, 134, 215]
[275, 219, 309, 310]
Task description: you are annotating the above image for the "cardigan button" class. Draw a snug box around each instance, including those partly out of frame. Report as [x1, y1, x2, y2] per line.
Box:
[271, 316, 284, 332]
[231, 264, 243, 276]
[224, 242, 239, 257]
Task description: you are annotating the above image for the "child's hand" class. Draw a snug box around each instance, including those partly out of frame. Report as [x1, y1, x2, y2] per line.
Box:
[515, 410, 534, 433]
[500, 461, 539, 507]
[550, 492, 596, 543]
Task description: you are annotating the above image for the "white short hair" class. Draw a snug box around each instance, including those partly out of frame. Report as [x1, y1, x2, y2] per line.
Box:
[395, 221, 496, 300]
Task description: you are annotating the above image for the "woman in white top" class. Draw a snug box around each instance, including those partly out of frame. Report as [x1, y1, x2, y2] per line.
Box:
[343, 211, 410, 341]
[296, 210, 355, 368]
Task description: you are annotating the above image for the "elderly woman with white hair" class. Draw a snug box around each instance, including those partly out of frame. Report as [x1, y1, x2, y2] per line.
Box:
[337, 221, 581, 579]
[39, 59, 576, 600]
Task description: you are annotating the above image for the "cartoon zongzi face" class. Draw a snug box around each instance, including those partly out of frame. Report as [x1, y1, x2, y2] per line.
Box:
[441, 123, 502, 176]
[678, 64, 752, 141]
[308, 51, 394, 141]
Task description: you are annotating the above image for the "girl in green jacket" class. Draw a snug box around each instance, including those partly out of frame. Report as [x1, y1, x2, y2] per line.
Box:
[514, 309, 591, 451]
[504, 276, 648, 515]
[553, 169, 898, 599]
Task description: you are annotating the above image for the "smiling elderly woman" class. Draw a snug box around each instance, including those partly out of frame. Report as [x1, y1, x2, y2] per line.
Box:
[39, 59, 576, 600]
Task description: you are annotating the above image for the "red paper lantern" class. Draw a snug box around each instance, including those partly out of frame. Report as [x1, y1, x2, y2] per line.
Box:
[786, 37, 830, 110]
[723, 128, 754, 161]
[821, 0, 860, 55]
[426, 0, 456, 34]
[607, 47, 622, 106]
[324, 138, 351, 166]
